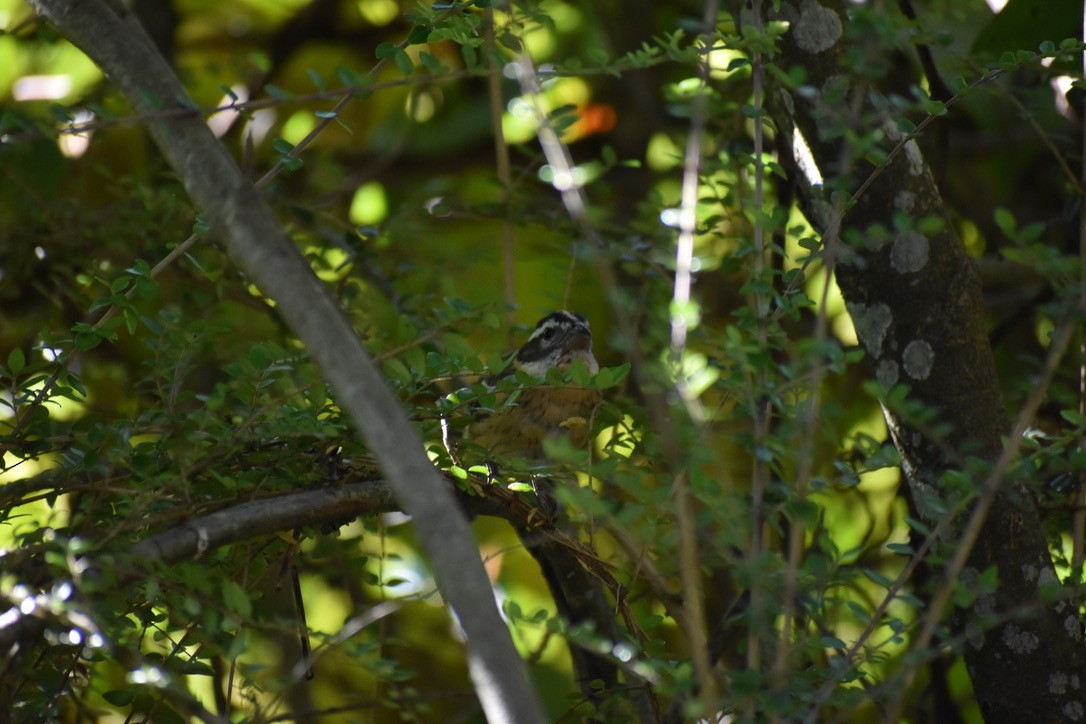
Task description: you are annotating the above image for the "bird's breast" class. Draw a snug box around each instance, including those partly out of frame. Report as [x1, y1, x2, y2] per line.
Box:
[469, 385, 602, 458]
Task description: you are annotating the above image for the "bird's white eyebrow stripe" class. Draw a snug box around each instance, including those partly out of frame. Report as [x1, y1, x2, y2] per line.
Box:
[528, 311, 589, 340]
[527, 324, 557, 342]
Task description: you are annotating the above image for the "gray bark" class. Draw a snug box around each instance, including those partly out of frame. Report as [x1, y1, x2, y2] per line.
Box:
[768, 1, 1086, 721]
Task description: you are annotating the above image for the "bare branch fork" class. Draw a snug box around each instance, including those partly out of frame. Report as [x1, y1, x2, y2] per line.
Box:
[25, 1, 545, 721]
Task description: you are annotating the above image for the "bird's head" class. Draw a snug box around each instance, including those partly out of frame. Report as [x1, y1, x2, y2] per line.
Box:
[513, 311, 599, 377]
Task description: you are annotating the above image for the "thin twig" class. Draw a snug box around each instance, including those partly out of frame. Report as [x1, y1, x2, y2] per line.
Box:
[666, 0, 721, 713]
[2, 71, 473, 145]
[483, 11, 519, 331]
[745, 0, 769, 708]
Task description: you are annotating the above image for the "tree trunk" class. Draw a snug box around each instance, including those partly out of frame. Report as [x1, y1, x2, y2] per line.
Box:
[766, 1, 1086, 720]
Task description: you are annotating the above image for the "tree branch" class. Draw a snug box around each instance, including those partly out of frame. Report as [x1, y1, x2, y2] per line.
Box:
[127, 481, 397, 565]
[25, 2, 545, 720]
[118, 477, 648, 711]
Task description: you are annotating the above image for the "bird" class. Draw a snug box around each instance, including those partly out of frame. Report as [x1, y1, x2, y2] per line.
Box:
[467, 310, 602, 460]
[464, 312, 620, 694]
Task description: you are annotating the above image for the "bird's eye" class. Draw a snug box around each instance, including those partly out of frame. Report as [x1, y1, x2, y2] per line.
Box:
[540, 327, 556, 341]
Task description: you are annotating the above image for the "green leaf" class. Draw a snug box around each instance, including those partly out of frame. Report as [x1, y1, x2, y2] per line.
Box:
[498, 31, 522, 53]
[337, 65, 366, 86]
[1059, 409, 1084, 426]
[103, 688, 136, 706]
[7, 347, 25, 375]
[903, 517, 929, 539]
[1019, 221, 1044, 243]
[921, 99, 947, 116]
[123, 306, 139, 334]
[249, 346, 270, 368]
[128, 258, 152, 277]
[74, 332, 102, 351]
[544, 367, 565, 385]
[461, 43, 478, 68]
[47, 104, 74, 123]
[383, 358, 412, 385]
[181, 660, 215, 676]
[222, 581, 252, 617]
[394, 49, 415, 75]
[265, 84, 293, 100]
[568, 359, 592, 386]
[376, 42, 398, 59]
[272, 138, 295, 154]
[306, 68, 326, 90]
[845, 600, 871, 623]
[821, 635, 847, 651]
[603, 362, 630, 386]
[419, 51, 446, 73]
[993, 207, 1016, 238]
[63, 370, 87, 396]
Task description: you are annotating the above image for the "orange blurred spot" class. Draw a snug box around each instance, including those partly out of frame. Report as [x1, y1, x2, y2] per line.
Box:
[571, 103, 617, 138]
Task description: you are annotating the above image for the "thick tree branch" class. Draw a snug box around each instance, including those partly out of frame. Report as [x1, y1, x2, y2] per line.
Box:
[122, 479, 642, 709]
[3, 476, 636, 708]
[768, 1, 1086, 721]
[127, 481, 397, 565]
[25, 2, 545, 721]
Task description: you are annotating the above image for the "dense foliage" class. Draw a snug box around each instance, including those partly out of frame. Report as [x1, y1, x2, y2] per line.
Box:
[2, 0, 1085, 721]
